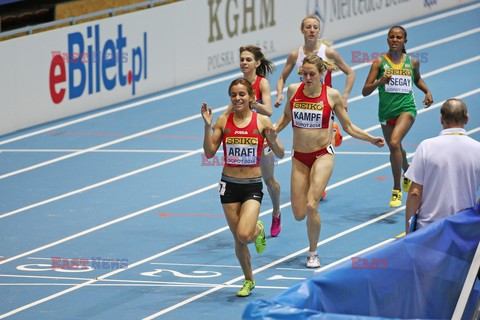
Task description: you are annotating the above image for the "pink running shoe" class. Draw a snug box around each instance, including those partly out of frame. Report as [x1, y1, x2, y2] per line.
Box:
[270, 214, 281, 237]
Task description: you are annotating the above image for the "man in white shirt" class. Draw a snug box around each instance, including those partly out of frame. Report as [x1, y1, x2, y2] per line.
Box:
[405, 98, 480, 232]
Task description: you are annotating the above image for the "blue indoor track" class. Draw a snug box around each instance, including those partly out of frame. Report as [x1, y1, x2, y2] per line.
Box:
[1, 3, 479, 319]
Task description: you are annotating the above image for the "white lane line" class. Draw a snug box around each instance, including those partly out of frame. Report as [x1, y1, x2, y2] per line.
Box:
[149, 262, 240, 268]
[466, 127, 480, 135]
[1, 2, 478, 146]
[0, 149, 204, 220]
[0, 274, 281, 290]
[24, 258, 242, 269]
[0, 149, 195, 153]
[0, 274, 239, 287]
[275, 267, 318, 272]
[335, 151, 392, 155]
[0, 282, 289, 289]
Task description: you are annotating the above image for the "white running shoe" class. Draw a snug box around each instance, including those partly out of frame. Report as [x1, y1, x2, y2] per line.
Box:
[306, 254, 321, 268]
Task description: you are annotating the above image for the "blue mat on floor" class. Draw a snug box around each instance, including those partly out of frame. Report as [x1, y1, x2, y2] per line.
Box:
[243, 202, 480, 320]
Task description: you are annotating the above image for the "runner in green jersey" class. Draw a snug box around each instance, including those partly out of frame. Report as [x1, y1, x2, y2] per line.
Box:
[362, 26, 433, 208]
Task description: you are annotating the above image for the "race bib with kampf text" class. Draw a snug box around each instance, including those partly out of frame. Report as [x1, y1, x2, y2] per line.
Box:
[292, 101, 324, 129]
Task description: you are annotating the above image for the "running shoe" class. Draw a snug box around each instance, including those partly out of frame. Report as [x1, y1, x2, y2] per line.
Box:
[333, 122, 343, 147]
[270, 214, 281, 237]
[402, 175, 412, 193]
[389, 189, 402, 208]
[306, 254, 321, 268]
[237, 280, 255, 297]
[255, 221, 266, 254]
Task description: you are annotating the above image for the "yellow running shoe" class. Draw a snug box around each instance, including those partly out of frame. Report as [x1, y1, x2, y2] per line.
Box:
[402, 175, 412, 193]
[255, 221, 266, 254]
[237, 279, 255, 297]
[389, 189, 402, 208]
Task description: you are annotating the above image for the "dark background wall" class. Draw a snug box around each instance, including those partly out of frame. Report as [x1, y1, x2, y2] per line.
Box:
[0, 0, 74, 32]
[0, 0, 176, 34]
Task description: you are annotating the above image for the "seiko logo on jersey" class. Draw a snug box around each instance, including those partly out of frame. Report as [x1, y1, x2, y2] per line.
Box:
[207, 0, 276, 42]
[293, 102, 324, 111]
[385, 69, 412, 76]
[226, 137, 258, 145]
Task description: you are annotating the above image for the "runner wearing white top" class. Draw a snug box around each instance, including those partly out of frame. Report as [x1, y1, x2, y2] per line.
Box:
[274, 15, 354, 110]
[296, 43, 332, 87]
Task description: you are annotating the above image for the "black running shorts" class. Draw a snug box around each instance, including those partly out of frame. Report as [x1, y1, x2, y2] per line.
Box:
[219, 175, 263, 204]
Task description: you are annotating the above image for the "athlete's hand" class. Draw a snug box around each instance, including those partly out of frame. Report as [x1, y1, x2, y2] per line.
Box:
[423, 93, 433, 108]
[371, 136, 385, 148]
[201, 102, 213, 126]
[274, 93, 284, 108]
[378, 74, 391, 85]
[250, 100, 259, 111]
[342, 96, 349, 112]
[264, 127, 278, 142]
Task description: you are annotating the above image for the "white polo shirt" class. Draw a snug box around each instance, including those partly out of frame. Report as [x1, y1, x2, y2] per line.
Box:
[405, 128, 480, 229]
